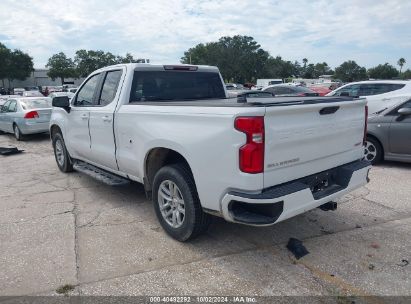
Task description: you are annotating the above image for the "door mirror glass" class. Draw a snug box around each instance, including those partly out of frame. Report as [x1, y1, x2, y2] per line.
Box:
[52, 96, 70, 108]
[398, 107, 411, 116]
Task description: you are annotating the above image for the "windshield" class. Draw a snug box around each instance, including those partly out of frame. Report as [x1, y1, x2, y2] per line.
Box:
[130, 71, 226, 102]
[20, 98, 51, 110]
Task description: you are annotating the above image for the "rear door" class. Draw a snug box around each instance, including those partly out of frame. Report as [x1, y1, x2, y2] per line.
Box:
[4, 100, 17, 132]
[388, 100, 411, 155]
[0, 100, 11, 131]
[66, 73, 101, 160]
[263, 98, 366, 188]
[88, 69, 124, 170]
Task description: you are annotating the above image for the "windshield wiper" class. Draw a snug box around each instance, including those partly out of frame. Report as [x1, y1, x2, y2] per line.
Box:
[374, 107, 388, 115]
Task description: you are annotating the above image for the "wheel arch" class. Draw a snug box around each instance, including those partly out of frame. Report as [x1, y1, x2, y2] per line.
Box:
[144, 147, 195, 198]
[50, 124, 63, 138]
[366, 133, 385, 160]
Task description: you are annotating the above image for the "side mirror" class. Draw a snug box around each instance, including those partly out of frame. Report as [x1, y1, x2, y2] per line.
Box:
[52, 96, 70, 111]
[398, 107, 411, 116]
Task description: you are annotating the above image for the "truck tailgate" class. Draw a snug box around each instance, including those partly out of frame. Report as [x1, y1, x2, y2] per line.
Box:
[263, 99, 366, 188]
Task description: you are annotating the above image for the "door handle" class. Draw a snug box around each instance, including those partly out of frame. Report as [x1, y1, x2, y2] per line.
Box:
[80, 114, 88, 119]
[102, 115, 112, 122]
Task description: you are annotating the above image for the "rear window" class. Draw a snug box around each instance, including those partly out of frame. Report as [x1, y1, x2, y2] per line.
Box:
[20, 99, 51, 110]
[130, 71, 226, 102]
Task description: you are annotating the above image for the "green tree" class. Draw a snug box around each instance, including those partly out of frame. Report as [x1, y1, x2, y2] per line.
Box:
[116, 53, 138, 63]
[313, 62, 333, 78]
[181, 35, 272, 83]
[0, 43, 12, 87]
[46, 52, 77, 85]
[334, 60, 367, 82]
[368, 63, 399, 79]
[397, 58, 406, 74]
[74, 50, 118, 77]
[5, 49, 34, 86]
[401, 69, 411, 80]
[302, 58, 308, 68]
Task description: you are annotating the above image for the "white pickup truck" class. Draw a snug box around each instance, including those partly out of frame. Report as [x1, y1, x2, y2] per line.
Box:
[50, 63, 371, 241]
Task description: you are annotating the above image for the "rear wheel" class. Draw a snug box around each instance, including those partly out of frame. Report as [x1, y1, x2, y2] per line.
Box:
[52, 132, 73, 172]
[152, 164, 211, 241]
[13, 124, 23, 141]
[365, 137, 383, 165]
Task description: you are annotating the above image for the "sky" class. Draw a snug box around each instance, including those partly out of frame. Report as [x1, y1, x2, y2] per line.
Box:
[0, 0, 410, 69]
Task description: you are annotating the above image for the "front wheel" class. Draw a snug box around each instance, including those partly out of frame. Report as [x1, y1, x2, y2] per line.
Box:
[152, 164, 211, 241]
[52, 132, 73, 172]
[364, 137, 383, 165]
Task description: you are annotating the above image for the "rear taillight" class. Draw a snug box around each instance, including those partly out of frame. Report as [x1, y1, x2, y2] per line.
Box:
[234, 116, 265, 174]
[24, 111, 39, 119]
[363, 105, 368, 146]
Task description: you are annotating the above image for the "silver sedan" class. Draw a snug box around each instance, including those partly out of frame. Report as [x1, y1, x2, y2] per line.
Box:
[0, 97, 52, 140]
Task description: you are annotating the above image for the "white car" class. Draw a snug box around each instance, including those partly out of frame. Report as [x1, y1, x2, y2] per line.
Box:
[49, 63, 370, 241]
[22, 91, 44, 97]
[326, 80, 411, 114]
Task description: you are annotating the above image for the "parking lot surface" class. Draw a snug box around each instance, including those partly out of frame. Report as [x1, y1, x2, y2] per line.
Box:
[0, 133, 410, 297]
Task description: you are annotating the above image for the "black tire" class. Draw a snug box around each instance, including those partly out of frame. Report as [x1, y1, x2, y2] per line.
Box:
[13, 124, 24, 141]
[152, 164, 211, 241]
[52, 132, 73, 172]
[365, 136, 383, 165]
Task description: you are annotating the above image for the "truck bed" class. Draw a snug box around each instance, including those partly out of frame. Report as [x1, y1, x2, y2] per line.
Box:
[129, 96, 354, 107]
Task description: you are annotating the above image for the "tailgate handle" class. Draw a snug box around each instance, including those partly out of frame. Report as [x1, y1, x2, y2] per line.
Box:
[319, 106, 339, 115]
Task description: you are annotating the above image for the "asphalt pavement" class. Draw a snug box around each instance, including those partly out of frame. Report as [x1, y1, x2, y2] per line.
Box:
[0, 133, 410, 298]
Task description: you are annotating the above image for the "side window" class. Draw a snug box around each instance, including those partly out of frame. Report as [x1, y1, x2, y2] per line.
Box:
[335, 84, 360, 97]
[1, 101, 11, 112]
[74, 74, 100, 106]
[387, 100, 411, 116]
[99, 70, 122, 106]
[8, 101, 17, 112]
[359, 83, 406, 96]
[275, 87, 291, 95]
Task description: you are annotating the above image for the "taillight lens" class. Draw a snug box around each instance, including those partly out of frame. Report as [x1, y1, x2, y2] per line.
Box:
[363, 105, 368, 146]
[24, 111, 39, 119]
[235, 116, 265, 174]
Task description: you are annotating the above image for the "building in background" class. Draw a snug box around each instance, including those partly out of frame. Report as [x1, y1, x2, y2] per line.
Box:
[1, 69, 85, 89]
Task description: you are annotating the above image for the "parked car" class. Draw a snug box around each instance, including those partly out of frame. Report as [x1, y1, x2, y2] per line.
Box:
[24, 86, 40, 91]
[48, 91, 75, 100]
[309, 86, 332, 96]
[225, 83, 244, 90]
[50, 63, 370, 241]
[0, 95, 20, 106]
[13, 88, 25, 96]
[365, 99, 411, 164]
[0, 97, 52, 140]
[262, 84, 319, 96]
[67, 87, 78, 94]
[22, 91, 44, 97]
[326, 80, 411, 114]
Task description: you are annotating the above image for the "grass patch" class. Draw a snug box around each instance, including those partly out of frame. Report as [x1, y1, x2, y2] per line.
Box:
[56, 284, 75, 295]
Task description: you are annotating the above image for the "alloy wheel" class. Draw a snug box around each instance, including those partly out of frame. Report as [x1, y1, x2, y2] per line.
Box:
[158, 180, 185, 228]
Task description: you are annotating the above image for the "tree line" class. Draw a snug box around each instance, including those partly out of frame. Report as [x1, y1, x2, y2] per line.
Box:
[0, 42, 34, 88]
[180, 35, 410, 83]
[46, 50, 145, 84]
[1, 36, 410, 87]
